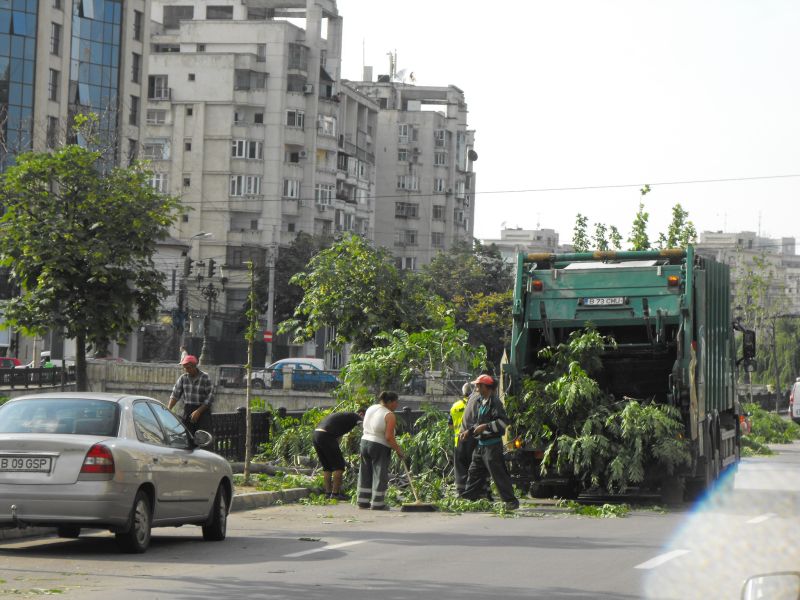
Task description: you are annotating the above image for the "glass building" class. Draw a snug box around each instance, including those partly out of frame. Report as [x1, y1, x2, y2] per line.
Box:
[0, 0, 37, 168]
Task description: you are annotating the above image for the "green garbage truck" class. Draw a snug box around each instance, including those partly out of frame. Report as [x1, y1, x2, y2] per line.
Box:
[504, 246, 754, 498]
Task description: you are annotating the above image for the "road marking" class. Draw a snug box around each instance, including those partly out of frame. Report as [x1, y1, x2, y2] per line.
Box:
[634, 550, 691, 570]
[284, 539, 370, 558]
[746, 513, 776, 524]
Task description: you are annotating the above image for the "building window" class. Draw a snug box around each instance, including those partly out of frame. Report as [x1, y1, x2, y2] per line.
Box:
[288, 43, 308, 70]
[398, 124, 408, 143]
[286, 110, 305, 128]
[186, 105, 194, 116]
[142, 139, 170, 160]
[150, 173, 169, 193]
[148, 75, 170, 100]
[434, 129, 446, 148]
[287, 222, 296, 232]
[395, 257, 416, 270]
[50, 23, 61, 55]
[397, 175, 418, 191]
[184, 139, 192, 152]
[133, 10, 143, 41]
[395, 202, 418, 218]
[254, 112, 264, 124]
[283, 179, 300, 198]
[432, 232, 444, 248]
[231, 140, 263, 159]
[163, 5, 194, 29]
[183, 175, 191, 187]
[53, 0, 62, 9]
[48, 69, 59, 101]
[146, 109, 166, 125]
[230, 175, 262, 196]
[188, 73, 195, 81]
[46, 116, 59, 149]
[395, 230, 417, 247]
[398, 149, 408, 162]
[317, 115, 336, 137]
[128, 139, 138, 164]
[131, 53, 141, 83]
[315, 184, 334, 206]
[432, 205, 445, 220]
[234, 70, 266, 90]
[207, 5, 234, 19]
[287, 74, 306, 92]
[129, 95, 139, 125]
[434, 152, 447, 166]
[256, 44, 266, 62]
[197, 43, 206, 52]
[434, 178, 446, 193]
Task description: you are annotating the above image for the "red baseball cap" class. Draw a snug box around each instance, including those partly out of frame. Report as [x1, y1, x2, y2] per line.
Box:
[180, 355, 198, 366]
[471, 374, 495, 386]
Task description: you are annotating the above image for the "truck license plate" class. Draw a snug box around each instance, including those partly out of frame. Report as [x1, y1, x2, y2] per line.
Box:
[584, 297, 625, 306]
[0, 456, 52, 472]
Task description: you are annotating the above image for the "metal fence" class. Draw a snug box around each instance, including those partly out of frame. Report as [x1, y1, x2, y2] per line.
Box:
[0, 367, 76, 389]
[210, 408, 272, 462]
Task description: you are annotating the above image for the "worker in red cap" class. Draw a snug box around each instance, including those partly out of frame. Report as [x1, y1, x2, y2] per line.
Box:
[167, 354, 214, 435]
[459, 373, 519, 510]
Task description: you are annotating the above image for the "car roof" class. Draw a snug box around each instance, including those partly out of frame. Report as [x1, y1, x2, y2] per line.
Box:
[7, 392, 153, 404]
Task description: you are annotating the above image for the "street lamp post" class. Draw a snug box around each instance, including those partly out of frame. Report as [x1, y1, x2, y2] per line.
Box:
[196, 258, 224, 366]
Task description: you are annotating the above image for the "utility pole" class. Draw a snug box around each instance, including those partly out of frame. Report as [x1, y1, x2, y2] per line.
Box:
[265, 245, 276, 368]
[243, 260, 256, 483]
[197, 258, 224, 366]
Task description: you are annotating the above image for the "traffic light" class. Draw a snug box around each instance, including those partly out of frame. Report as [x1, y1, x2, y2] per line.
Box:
[207, 258, 216, 279]
[183, 256, 194, 277]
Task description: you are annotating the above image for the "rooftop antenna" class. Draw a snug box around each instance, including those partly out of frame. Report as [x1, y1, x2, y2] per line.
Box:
[387, 49, 397, 80]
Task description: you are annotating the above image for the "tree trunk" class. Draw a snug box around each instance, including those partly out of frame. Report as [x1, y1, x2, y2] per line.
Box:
[75, 332, 88, 391]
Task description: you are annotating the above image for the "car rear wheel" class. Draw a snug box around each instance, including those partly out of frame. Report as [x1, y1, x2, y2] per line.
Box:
[56, 526, 81, 538]
[202, 484, 229, 541]
[252, 379, 265, 389]
[116, 490, 152, 553]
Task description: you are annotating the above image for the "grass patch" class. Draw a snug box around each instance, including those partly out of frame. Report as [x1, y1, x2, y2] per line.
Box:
[556, 499, 630, 518]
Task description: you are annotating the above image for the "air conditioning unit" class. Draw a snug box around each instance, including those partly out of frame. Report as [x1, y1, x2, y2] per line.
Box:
[303, 83, 314, 94]
[298, 149, 308, 159]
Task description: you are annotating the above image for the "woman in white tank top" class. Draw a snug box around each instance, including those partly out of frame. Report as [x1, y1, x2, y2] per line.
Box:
[357, 391, 405, 510]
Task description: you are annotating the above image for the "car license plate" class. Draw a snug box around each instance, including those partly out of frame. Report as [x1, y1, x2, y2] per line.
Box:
[0, 455, 52, 473]
[584, 297, 625, 306]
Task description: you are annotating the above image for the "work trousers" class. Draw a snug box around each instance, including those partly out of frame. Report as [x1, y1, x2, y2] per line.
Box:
[182, 405, 212, 436]
[461, 442, 516, 503]
[453, 436, 477, 496]
[357, 439, 392, 509]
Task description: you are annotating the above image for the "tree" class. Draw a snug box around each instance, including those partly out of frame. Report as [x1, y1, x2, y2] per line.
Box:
[628, 200, 651, 251]
[657, 203, 697, 249]
[419, 240, 513, 368]
[593, 222, 609, 251]
[279, 234, 442, 351]
[0, 130, 181, 390]
[572, 214, 590, 252]
[608, 225, 623, 250]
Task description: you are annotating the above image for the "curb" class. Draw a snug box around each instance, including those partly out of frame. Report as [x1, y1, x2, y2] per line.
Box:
[0, 487, 313, 543]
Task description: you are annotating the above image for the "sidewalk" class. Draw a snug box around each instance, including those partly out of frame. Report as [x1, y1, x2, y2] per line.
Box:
[0, 487, 312, 542]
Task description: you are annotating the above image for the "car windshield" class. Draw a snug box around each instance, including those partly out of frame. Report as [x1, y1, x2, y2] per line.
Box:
[0, 398, 119, 436]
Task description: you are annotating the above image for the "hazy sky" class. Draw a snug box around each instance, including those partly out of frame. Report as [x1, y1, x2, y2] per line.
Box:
[335, 0, 799, 249]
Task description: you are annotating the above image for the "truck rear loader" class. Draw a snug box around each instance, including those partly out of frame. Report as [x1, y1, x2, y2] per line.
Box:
[504, 246, 753, 498]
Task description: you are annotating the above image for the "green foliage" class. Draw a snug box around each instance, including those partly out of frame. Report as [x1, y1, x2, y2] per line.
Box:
[233, 471, 323, 491]
[593, 223, 609, 251]
[506, 329, 691, 493]
[279, 234, 442, 351]
[340, 315, 485, 393]
[0, 130, 181, 390]
[608, 225, 623, 250]
[628, 200, 651, 251]
[259, 407, 329, 466]
[572, 214, 589, 252]
[556, 499, 630, 518]
[419, 240, 513, 367]
[656, 203, 697, 249]
[743, 402, 800, 445]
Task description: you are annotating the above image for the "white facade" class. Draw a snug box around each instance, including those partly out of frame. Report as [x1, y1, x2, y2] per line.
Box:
[482, 227, 562, 263]
[348, 80, 476, 270]
[147, 0, 376, 325]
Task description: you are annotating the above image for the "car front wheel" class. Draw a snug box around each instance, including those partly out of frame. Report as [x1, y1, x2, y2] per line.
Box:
[202, 484, 229, 541]
[116, 489, 152, 553]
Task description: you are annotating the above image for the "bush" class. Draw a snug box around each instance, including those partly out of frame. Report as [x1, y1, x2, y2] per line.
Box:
[743, 402, 800, 447]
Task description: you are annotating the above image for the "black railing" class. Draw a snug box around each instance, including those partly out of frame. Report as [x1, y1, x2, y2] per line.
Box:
[210, 408, 272, 461]
[0, 367, 76, 389]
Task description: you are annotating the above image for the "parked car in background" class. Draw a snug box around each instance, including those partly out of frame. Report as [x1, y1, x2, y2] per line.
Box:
[790, 378, 800, 423]
[0, 357, 21, 369]
[262, 359, 339, 391]
[0, 392, 233, 553]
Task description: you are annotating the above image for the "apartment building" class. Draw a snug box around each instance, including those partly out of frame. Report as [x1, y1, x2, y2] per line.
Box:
[0, 0, 149, 362]
[481, 227, 562, 263]
[146, 1, 376, 339]
[349, 79, 476, 270]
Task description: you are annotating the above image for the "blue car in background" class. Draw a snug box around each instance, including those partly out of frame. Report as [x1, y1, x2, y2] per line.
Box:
[264, 359, 340, 391]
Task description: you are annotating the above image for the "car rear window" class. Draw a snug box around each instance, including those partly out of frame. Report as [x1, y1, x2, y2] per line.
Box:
[0, 399, 119, 436]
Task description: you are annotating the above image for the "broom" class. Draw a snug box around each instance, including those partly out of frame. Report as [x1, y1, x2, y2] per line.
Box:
[400, 460, 437, 513]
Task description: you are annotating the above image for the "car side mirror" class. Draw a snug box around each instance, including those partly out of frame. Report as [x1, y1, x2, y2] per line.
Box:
[193, 429, 213, 448]
[742, 573, 800, 599]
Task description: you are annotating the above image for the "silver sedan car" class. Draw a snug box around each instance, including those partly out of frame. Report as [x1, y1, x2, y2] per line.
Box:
[0, 392, 233, 553]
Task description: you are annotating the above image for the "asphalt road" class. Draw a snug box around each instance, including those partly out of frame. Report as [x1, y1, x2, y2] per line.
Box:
[0, 444, 798, 600]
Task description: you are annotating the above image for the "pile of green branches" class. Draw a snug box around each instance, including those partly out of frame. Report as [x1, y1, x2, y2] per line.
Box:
[505, 329, 691, 494]
[741, 402, 800, 456]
